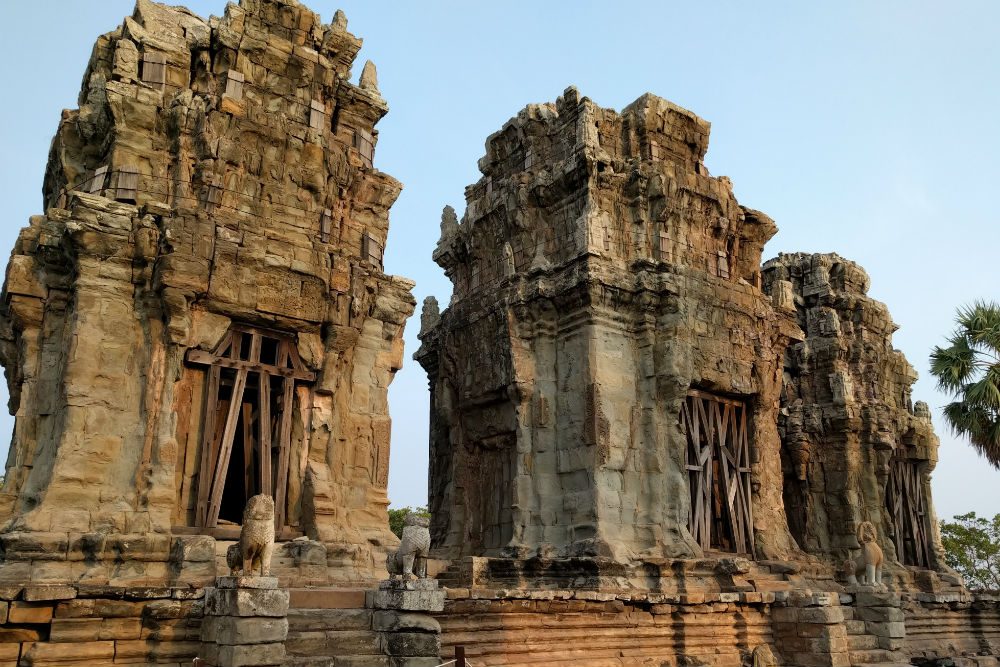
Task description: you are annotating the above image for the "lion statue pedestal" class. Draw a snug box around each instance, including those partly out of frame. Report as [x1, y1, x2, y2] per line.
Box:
[199, 496, 288, 667]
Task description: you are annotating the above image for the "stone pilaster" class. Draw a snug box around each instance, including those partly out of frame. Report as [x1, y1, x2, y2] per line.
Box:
[199, 576, 288, 667]
[369, 579, 444, 666]
[771, 591, 850, 667]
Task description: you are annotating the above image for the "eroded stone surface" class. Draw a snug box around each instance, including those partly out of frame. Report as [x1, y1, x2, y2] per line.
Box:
[0, 0, 414, 588]
[416, 86, 803, 563]
[763, 252, 946, 578]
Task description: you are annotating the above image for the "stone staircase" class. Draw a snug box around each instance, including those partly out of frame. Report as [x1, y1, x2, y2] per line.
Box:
[843, 592, 909, 667]
[283, 588, 441, 667]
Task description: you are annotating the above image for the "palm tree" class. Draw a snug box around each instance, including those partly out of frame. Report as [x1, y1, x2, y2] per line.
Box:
[929, 301, 1000, 468]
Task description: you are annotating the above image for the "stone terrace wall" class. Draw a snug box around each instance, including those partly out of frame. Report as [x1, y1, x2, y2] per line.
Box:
[0, 584, 204, 667]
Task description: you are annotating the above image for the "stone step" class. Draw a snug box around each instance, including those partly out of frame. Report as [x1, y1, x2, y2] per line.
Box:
[848, 633, 880, 650]
[285, 658, 335, 667]
[289, 588, 368, 609]
[849, 649, 899, 664]
[287, 607, 374, 632]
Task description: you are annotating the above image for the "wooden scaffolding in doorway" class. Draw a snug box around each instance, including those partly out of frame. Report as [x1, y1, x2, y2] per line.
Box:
[680, 389, 755, 556]
[885, 454, 932, 568]
[186, 325, 315, 531]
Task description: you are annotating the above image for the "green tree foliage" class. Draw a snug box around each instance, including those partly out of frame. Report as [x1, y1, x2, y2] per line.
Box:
[940, 512, 1000, 590]
[929, 301, 1000, 467]
[388, 506, 430, 539]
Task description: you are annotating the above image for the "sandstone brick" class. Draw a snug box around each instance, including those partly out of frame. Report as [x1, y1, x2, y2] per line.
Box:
[0, 628, 42, 642]
[380, 631, 440, 657]
[373, 611, 440, 634]
[7, 602, 53, 624]
[797, 607, 844, 624]
[22, 586, 76, 602]
[203, 589, 288, 618]
[201, 616, 288, 645]
[201, 641, 285, 667]
[48, 619, 101, 642]
[20, 640, 114, 662]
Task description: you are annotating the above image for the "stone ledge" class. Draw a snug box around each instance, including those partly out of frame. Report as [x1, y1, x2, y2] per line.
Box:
[371, 588, 445, 613]
[439, 586, 782, 606]
[216, 576, 279, 590]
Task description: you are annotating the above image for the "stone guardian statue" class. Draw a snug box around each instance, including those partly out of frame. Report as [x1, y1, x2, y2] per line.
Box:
[387, 514, 431, 581]
[239, 494, 276, 577]
[847, 520, 884, 587]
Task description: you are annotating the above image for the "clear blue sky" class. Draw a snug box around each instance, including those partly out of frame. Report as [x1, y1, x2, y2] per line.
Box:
[1, 1, 998, 522]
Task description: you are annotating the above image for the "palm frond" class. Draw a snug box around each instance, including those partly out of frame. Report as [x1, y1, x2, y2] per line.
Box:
[957, 300, 1000, 334]
[963, 376, 1000, 410]
[932, 302, 1000, 468]
[942, 401, 1000, 468]
[930, 335, 977, 391]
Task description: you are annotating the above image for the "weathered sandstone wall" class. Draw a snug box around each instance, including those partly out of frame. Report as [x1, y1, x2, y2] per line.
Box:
[416, 87, 804, 564]
[763, 253, 947, 578]
[0, 0, 413, 588]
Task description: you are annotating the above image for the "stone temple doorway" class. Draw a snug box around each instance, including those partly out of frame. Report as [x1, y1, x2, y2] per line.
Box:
[680, 389, 755, 556]
[187, 325, 315, 531]
[885, 454, 932, 568]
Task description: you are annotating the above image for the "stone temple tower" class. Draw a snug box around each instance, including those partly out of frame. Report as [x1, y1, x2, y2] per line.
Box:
[0, 0, 414, 586]
[415, 86, 947, 581]
[416, 87, 806, 565]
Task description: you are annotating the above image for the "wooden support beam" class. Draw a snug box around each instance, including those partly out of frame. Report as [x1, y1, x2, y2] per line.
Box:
[186, 349, 315, 381]
[681, 390, 754, 556]
[195, 365, 221, 526]
[242, 402, 254, 503]
[274, 377, 295, 530]
[259, 372, 272, 497]
[206, 369, 249, 527]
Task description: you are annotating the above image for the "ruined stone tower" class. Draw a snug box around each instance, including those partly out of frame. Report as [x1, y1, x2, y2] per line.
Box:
[0, 0, 414, 587]
[416, 87, 805, 564]
[764, 252, 945, 577]
[416, 89, 999, 666]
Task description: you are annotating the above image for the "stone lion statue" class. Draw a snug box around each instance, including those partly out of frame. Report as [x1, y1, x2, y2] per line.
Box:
[387, 514, 431, 580]
[239, 494, 275, 577]
[846, 520, 884, 588]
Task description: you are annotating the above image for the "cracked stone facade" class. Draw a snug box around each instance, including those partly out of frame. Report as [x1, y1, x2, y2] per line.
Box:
[763, 252, 946, 576]
[0, 0, 414, 588]
[416, 86, 951, 582]
[415, 87, 805, 564]
[414, 88, 999, 666]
